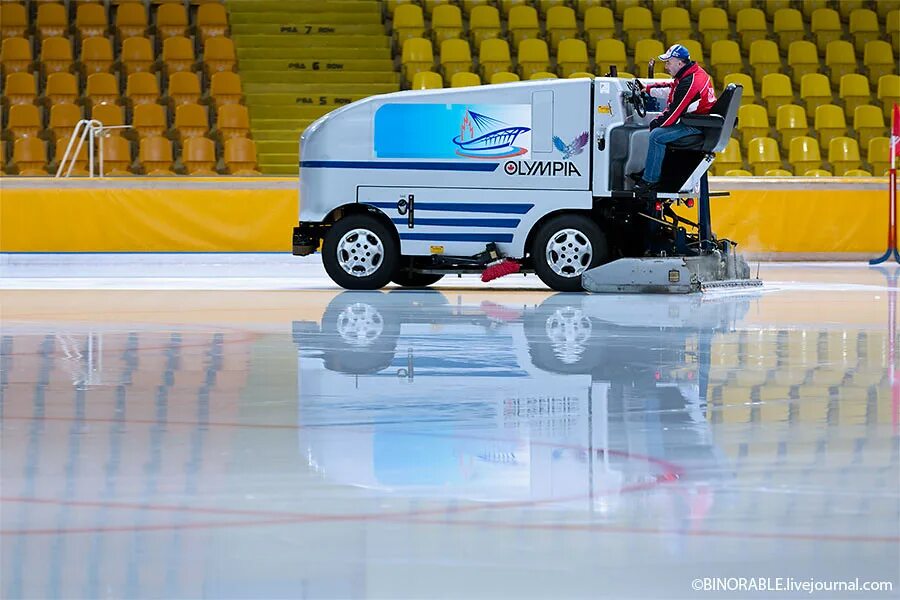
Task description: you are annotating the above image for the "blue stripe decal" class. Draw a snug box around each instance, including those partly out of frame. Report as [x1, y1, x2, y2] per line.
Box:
[368, 202, 532, 214]
[301, 160, 498, 172]
[399, 233, 514, 242]
[391, 218, 519, 228]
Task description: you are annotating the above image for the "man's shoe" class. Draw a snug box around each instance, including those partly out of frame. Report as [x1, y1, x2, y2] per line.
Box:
[628, 170, 645, 183]
[632, 179, 658, 196]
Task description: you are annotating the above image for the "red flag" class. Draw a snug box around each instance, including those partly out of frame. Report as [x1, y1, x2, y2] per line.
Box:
[894, 103, 900, 137]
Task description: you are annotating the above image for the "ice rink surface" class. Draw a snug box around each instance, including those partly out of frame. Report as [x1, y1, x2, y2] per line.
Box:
[1, 254, 898, 599]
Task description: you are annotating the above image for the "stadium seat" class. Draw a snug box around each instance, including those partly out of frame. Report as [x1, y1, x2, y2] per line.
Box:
[723, 73, 755, 105]
[215, 103, 250, 139]
[90, 102, 125, 130]
[840, 74, 871, 116]
[197, 2, 228, 42]
[811, 8, 842, 53]
[787, 41, 820, 88]
[40, 37, 74, 76]
[594, 39, 627, 76]
[138, 135, 174, 175]
[546, 6, 578, 50]
[649, 0, 679, 18]
[747, 137, 781, 175]
[736, 8, 767, 53]
[762, 0, 790, 20]
[6, 104, 42, 138]
[99, 134, 132, 175]
[411, 71, 442, 89]
[468, 5, 501, 48]
[75, 3, 108, 39]
[825, 41, 856, 87]
[156, 3, 189, 40]
[843, 168, 872, 176]
[84, 72, 119, 107]
[583, 6, 615, 52]
[773, 9, 804, 53]
[737, 104, 770, 150]
[634, 39, 665, 79]
[761, 74, 792, 116]
[0, 140, 5, 173]
[431, 4, 462, 45]
[490, 71, 520, 84]
[529, 71, 558, 80]
[48, 102, 82, 142]
[776, 104, 808, 150]
[162, 36, 195, 75]
[557, 39, 589, 78]
[440, 38, 472, 84]
[80, 36, 114, 75]
[849, 9, 880, 53]
[661, 7, 692, 47]
[125, 71, 160, 107]
[224, 136, 259, 175]
[568, 72, 594, 79]
[889, 10, 900, 50]
[828, 137, 861, 175]
[864, 41, 895, 85]
[688, 0, 716, 19]
[172, 102, 208, 140]
[36, 3, 68, 41]
[393, 4, 425, 46]
[814, 104, 847, 149]
[0, 4, 27, 40]
[209, 71, 242, 106]
[4, 72, 37, 106]
[612, 0, 641, 18]
[507, 5, 540, 47]
[868, 137, 891, 175]
[451, 71, 481, 87]
[836, 0, 866, 21]
[764, 169, 792, 177]
[804, 169, 832, 177]
[166, 71, 201, 107]
[115, 3, 148, 40]
[622, 7, 654, 50]
[203, 37, 236, 76]
[132, 103, 166, 138]
[877, 75, 899, 119]
[479, 38, 511, 80]
[52, 137, 90, 176]
[853, 105, 885, 150]
[714, 138, 742, 175]
[1, 37, 32, 75]
[12, 136, 49, 175]
[788, 136, 822, 174]
[518, 39, 550, 80]
[182, 135, 217, 175]
[697, 7, 729, 51]
[121, 36, 154, 76]
[672, 39, 703, 67]
[748, 40, 780, 82]
[710, 40, 741, 87]
[401, 37, 433, 83]
[799, 0, 828, 20]
[724, 169, 752, 176]
[44, 72, 79, 106]
[498, 0, 527, 17]
[800, 74, 833, 119]
[423, 0, 454, 17]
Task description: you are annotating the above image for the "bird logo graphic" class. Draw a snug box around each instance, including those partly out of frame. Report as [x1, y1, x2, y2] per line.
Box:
[553, 131, 589, 159]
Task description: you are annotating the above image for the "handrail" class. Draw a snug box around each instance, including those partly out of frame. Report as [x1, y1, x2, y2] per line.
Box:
[55, 120, 133, 178]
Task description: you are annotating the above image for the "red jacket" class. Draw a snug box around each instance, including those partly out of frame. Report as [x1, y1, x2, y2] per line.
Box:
[646, 61, 716, 129]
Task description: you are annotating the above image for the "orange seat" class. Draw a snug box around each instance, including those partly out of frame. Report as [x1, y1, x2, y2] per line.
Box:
[40, 37, 74, 76]
[216, 103, 250, 139]
[75, 3, 109, 39]
[7, 104, 42, 138]
[162, 36, 195, 75]
[155, 3, 188, 40]
[171, 102, 208, 140]
[12, 136, 49, 175]
[125, 71, 161, 106]
[36, 3, 68, 41]
[0, 4, 28, 40]
[44, 72, 79, 106]
[197, 2, 229, 42]
[166, 71, 201, 107]
[182, 135, 218, 175]
[120, 36, 154, 76]
[48, 102, 83, 142]
[1, 36, 32, 74]
[85, 72, 121, 106]
[99, 134, 133, 175]
[209, 71, 243, 106]
[52, 137, 90, 176]
[224, 136, 259, 175]
[80, 36, 114, 75]
[115, 3, 148, 40]
[202, 37, 235, 76]
[138, 135, 174, 175]
[90, 102, 125, 131]
[4, 72, 37, 106]
[132, 103, 167, 138]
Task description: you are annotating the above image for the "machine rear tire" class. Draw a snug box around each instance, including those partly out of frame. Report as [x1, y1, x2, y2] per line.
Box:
[322, 214, 398, 290]
[532, 214, 608, 292]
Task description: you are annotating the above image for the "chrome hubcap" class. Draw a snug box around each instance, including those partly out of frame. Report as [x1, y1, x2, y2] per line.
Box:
[337, 228, 384, 277]
[545, 228, 593, 278]
[336, 303, 383, 346]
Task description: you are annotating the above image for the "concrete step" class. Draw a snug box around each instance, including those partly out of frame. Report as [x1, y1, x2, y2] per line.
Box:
[237, 47, 392, 60]
[232, 34, 390, 49]
[238, 58, 395, 73]
[258, 164, 299, 175]
[230, 12, 382, 25]
[252, 130, 307, 141]
[259, 153, 301, 166]
[232, 23, 386, 36]
[241, 71, 400, 84]
[227, 0, 380, 14]
[256, 140, 299, 155]
[252, 118, 315, 131]
[245, 92, 373, 106]
[249, 105, 338, 120]
[244, 82, 399, 95]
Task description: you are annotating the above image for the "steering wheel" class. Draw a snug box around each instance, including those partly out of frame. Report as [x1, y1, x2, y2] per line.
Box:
[625, 80, 647, 118]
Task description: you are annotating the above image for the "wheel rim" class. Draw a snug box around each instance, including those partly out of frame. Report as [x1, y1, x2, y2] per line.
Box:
[545, 307, 592, 364]
[335, 302, 383, 346]
[545, 228, 593, 278]
[337, 228, 384, 277]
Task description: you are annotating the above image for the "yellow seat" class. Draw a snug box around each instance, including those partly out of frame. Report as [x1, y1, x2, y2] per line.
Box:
[568, 71, 594, 79]
[40, 37, 74, 77]
[36, 3, 68, 42]
[468, 5, 501, 48]
[385, 0, 414, 17]
[80, 36, 114, 75]
[498, 0, 527, 17]
[672, 39, 704, 67]
[849, 9, 880, 54]
[811, 8, 842, 53]
[788, 136, 822, 174]
[594, 39, 627, 77]
[431, 4, 463, 45]
[4, 72, 37, 106]
[182, 136, 218, 176]
[828, 136, 861, 175]
[401, 37, 433, 84]
[633, 39, 664, 78]
[223, 137, 259, 175]
[842, 168, 872, 177]
[507, 5, 540, 48]
[787, 41, 820, 88]
[161, 35, 195, 75]
[840, 74, 870, 115]
[557, 39, 589, 78]
[85, 72, 120, 106]
[215, 104, 250, 140]
[460, 0, 491, 16]
[864, 41, 895, 85]
[132, 103, 166, 139]
[48, 102, 82, 143]
[876, 2, 897, 19]
[171, 102, 208, 141]
[762, 0, 790, 20]
[517, 38, 550, 80]
[776, 104, 808, 150]
[440, 38, 472, 84]
[0, 4, 27, 40]
[724, 73, 756, 105]
[714, 138, 742, 174]
[697, 7, 729, 51]
[393, 4, 425, 46]
[115, 3, 148, 41]
[529, 71, 558, 80]
[7, 104, 42, 139]
[854, 105, 885, 150]
[209, 71, 243, 107]
[622, 7, 654, 50]
[764, 168, 792, 176]
[138, 135, 174, 175]
[888, 10, 899, 51]
[411, 71, 443, 89]
[422, 0, 453, 18]
[736, 8, 767, 53]
[800, 0, 828, 20]
[868, 137, 891, 176]
[203, 37, 236, 77]
[877, 75, 900, 119]
[773, 8, 804, 53]
[125, 71, 160, 107]
[724, 168, 752, 176]
[710, 40, 741, 87]
[825, 41, 856, 87]
[98, 134, 133, 175]
[1, 36, 32, 75]
[724, 0, 753, 20]
[196, 2, 228, 42]
[749, 40, 780, 82]
[747, 137, 781, 175]
[688, 0, 716, 19]
[736, 104, 769, 153]
[451, 71, 481, 87]
[44, 72, 79, 106]
[166, 71, 201, 107]
[800, 73, 833, 119]
[12, 136, 49, 176]
[478, 38, 511, 81]
[613, 0, 641, 18]
[75, 3, 109, 39]
[539, 8, 573, 52]
[649, 0, 679, 18]
[156, 3, 188, 40]
[814, 104, 847, 149]
[490, 71, 520, 84]
[804, 168, 832, 177]
[761, 73, 793, 116]
[660, 7, 691, 48]
[583, 6, 615, 52]
[120, 36, 154, 76]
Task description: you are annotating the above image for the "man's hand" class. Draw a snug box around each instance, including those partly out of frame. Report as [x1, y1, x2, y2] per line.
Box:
[633, 78, 644, 90]
[648, 116, 663, 131]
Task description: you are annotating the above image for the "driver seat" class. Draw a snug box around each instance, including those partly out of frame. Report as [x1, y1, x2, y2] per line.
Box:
[667, 84, 742, 153]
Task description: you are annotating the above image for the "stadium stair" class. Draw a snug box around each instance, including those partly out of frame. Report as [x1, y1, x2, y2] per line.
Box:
[226, 0, 398, 174]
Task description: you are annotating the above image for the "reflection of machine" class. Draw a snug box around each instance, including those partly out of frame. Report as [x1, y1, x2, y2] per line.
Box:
[293, 291, 752, 515]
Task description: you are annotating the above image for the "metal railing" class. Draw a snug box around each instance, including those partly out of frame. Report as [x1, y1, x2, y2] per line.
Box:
[55, 119, 133, 178]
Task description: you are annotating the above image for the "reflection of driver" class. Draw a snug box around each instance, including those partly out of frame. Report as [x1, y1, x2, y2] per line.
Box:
[633, 44, 716, 198]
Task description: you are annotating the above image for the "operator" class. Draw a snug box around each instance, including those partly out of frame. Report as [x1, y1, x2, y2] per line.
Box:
[632, 44, 716, 197]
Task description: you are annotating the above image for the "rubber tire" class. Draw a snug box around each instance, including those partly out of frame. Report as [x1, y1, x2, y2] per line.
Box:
[532, 214, 608, 292]
[391, 269, 445, 287]
[322, 214, 398, 290]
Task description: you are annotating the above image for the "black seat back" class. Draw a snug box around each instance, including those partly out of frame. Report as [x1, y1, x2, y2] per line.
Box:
[708, 83, 741, 152]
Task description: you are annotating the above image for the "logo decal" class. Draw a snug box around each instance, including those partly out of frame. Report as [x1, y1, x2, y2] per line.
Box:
[452, 110, 531, 159]
[503, 161, 582, 177]
[552, 132, 589, 160]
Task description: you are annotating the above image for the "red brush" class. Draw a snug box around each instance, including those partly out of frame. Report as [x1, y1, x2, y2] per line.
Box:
[481, 258, 521, 282]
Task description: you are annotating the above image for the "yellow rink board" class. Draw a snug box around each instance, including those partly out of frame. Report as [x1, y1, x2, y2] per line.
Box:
[0, 177, 891, 254]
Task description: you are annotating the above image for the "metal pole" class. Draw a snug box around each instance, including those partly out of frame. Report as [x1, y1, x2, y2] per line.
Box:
[698, 171, 712, 251]
[55, 120, 86, 177]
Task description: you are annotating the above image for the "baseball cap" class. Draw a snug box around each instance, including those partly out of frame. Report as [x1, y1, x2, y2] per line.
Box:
[658, 44, 690, 61]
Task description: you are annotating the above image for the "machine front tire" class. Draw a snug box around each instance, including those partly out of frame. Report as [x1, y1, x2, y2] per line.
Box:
[391, 270, 445, 288]
[532, 214, 608, 292]
[322, 214, 398, 290]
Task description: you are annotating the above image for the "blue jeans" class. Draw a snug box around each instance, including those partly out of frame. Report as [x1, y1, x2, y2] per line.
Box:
[643, 123, 703, 184]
